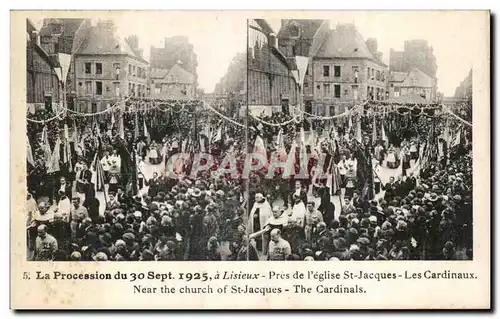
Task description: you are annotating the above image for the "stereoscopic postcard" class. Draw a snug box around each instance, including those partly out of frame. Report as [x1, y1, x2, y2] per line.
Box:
[10, 10, 490, 309]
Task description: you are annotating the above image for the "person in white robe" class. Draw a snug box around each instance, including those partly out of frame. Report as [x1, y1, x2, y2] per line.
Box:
[57, 194, 71, 222]
[289, 194, 306, 228]
[249, 193, 272, 254]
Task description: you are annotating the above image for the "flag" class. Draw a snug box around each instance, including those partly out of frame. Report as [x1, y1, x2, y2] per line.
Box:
[26, 136, 34, 167]
[63, 124, 69, 163]
[212, 126, 222, 143]
[47, 137, 61, 173]
[451, 130, 461, 148]
[42, 126, 52, 170]
[307, 129, 316, 147]
[277, 129, 285, 151]
[372, 116, 377, 142]
[299, 126, 306, 147]
[64, 124, 73, 171]
[287, 140, 298, 176]
[118, 114, 125, 140]
[442, 120, 451, 147]
[381, 124, 388, 147]
[72, 120, 78, 143]
[111, 111, 115, 131]
[143, 119, 150, 143]
[355, 119, 362, 143]
[330, 163, 342, 196]
[200, 136, 206, 152]
[134, 112, 139, 138]
[92, 153, 106, 193]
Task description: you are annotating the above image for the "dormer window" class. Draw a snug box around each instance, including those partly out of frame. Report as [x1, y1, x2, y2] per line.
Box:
[354, 48, 358, 52]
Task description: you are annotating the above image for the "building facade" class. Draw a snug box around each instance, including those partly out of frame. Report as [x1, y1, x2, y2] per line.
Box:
[26, 19, 60, 113]
[388, 67, 437, 102]
[248, 19, 298, 116]
[72, 20, 148, 113]
[150, 36, 198, 90]
[311, 24, 388, 116]
[39, 18, 85, 110]
[148, 63, 196, 100]
[277, 19, 330, 109]
[389, 40, 438, 79]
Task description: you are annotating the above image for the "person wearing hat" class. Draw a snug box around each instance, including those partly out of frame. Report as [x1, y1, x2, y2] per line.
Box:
[99, 232, 115, 256]
[331, 237, 350, 260]
[236, 235, 259, 261]
[70, 251, 82, 261]
[146, 172, 161, 198]
[139, 249, 155, 261]
[93, 251, 108, 261]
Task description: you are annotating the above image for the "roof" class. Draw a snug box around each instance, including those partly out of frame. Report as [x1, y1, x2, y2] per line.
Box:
[151, 64, 194, 84]
[277, 20, 324, 39]
[388, 92, 428, 104]
[73, 20, 147, 62]
[315, 24, 385, 66]
[39, 18, 84, 37]
[390, 71, 407, 82]
[149, 69, 169, 79]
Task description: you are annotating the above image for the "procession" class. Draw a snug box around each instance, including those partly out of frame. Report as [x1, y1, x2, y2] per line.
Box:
[25, 17, 473, 262]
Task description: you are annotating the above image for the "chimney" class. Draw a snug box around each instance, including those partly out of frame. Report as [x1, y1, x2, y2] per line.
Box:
[269, 33, 277, 48]
[31, 31, 40, 46]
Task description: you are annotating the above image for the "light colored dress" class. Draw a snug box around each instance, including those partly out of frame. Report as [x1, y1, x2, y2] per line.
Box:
[149, 144, 158, 160]
[387, 150, 396, 164]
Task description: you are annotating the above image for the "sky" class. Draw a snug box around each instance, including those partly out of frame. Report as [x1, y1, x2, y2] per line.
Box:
[32, 12, 247, 93]
[266, 11, 487, 96]
[32, 11, 487, 95]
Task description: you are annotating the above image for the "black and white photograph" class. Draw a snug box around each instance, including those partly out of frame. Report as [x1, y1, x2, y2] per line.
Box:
[25, 14, 475, 263]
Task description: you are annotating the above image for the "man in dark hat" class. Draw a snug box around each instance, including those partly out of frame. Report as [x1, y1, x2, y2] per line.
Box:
[382, 176, 396, 202]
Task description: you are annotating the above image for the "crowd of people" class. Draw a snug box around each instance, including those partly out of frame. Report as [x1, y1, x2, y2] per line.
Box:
[26, 107, 473, 262]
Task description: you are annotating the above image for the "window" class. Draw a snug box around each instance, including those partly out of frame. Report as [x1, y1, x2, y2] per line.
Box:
[128, 64, 132, 74]
[344, 89, 348, 97]
[323, 84, 331, 97]
[85, 62, 92, 74]
[371, 68, 375, 80]
[323, 65, 330, 77]
[334, 66, 341, 77]
[334, 84, 341, 98]
[85, 81, 92, 94]
[96, 63, 102, 74]
[155, 87, 161, 94]
[91, 103, 97, 113]
[113, 63, 120, 69]
[376, 70, 380, 81]
[133, 66, 136, 76]
[96, 81, 103, 95]
[391, 83, 394, 88]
